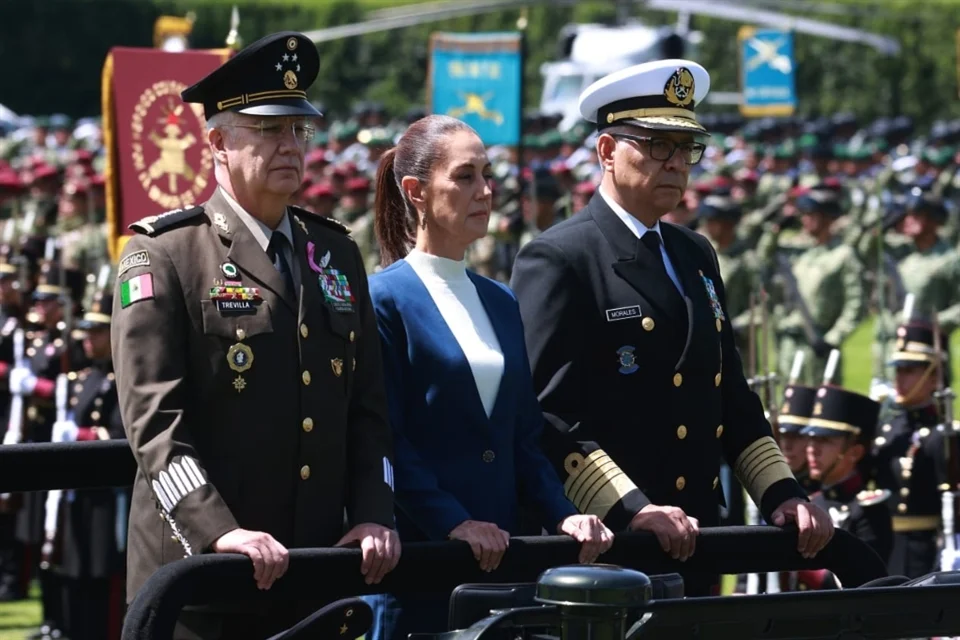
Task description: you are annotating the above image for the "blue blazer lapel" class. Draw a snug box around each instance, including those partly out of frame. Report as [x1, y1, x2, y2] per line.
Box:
[397, 263, 494, 431]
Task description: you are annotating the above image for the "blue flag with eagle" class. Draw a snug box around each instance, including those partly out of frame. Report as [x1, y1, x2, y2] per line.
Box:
[428, 32, 522, 146]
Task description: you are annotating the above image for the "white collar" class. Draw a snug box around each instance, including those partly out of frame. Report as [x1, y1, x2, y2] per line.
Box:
[219, 186, 294, 252]
[598, 186, 662, 241]
[405, 248, 469, 283]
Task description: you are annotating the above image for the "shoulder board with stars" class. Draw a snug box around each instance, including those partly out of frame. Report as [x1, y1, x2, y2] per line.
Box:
[856, 488, 891, 507]
[290, 205, 352, 236]
[129, 206, 206, 236]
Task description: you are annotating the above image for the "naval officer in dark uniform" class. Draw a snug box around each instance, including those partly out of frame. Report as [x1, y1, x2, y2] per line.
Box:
[112, 32, 399, 639]
[798, 385, 893, 589]
[510, 60, 833, 595]
[873, 321, 953, 578]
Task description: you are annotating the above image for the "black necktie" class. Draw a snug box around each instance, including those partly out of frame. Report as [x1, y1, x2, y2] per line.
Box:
[641, 231, 668, 277]
[267, 232, 295, 295]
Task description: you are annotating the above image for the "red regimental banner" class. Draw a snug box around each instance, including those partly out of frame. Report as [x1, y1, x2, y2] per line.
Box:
[102, 47, 232, 261]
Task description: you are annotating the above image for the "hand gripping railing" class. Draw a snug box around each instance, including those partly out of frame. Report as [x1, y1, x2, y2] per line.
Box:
[121, 527, 886, 640]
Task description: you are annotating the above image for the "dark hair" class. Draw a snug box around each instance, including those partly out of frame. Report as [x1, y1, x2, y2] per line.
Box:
[374, 115, 475, 266]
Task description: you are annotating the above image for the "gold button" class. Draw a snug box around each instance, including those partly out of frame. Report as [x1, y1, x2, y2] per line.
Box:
[302, 370, 311, 385]
[902, 471, 911, 479]
[349, 330, 356, 343]
[91, 410, 101, 421]
[676, 476, 686, 491]
[482, 450, 496, 463]
[677, 425, 687, 440]
[716, 424, 724, 438]
[882, 423, 892, 433]
[715, 318, 722, 332]
[715, 372, 722, 387]
[236, 327, 246, 341]
[897, 503, 907, 513]
[919, 427, 931, 438]
[300, 324, 309, 338]
[302, 417, 314, 433]
[673, 373, 683, 387]
[712, 476, 719, 489]
[900, 487, 909, 497]
[300, 465, 311, 480]
[642, 317, 655, 332]
[875, 436, 887, 446]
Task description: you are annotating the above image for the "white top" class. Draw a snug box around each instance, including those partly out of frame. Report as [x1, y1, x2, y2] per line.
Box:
[405, 249, 504, 418]
[599, 187, 685, 295]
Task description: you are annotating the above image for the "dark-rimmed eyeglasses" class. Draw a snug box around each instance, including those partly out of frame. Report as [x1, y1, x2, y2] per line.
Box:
[610, 133, 706, 165]
[222, 121, 316, 145]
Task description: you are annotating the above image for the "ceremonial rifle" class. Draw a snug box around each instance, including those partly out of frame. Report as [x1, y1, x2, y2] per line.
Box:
[932, 310, 959, 571]
[822, 348, 841, 386]
[41, 373, 69, 570]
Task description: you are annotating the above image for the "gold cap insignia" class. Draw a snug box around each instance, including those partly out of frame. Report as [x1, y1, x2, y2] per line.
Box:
[663, 67, 695, 108]
[283, 70, 298, 90]
[287, 37, 298, 51]
[813, 402, 823, 416]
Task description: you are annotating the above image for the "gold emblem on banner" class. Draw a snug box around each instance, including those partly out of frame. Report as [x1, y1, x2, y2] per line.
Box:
[131, 80, 212, 211]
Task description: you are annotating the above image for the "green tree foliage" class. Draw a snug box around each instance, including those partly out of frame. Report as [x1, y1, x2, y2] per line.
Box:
[1, 0, 958, 126]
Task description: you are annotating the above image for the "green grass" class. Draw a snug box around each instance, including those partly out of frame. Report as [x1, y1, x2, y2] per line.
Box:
[0, 582, 41, 640]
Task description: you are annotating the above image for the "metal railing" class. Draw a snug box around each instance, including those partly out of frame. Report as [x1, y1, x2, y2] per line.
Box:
[122, 527, 886, 640]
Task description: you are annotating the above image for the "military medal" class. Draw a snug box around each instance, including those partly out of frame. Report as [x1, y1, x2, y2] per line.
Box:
[616, 346, 638, 375]
[227, 342, 253, 393]
[307, 242, 355, 313]
[221, 262, 239, 279]
[209, 283, 262, 315]
[699, 270, 726, 323]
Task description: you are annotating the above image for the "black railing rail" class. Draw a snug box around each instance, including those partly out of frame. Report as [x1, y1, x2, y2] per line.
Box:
[122, 527, 886, 640]
[0, 440, 135, 491]
[636, 581, 960, 639]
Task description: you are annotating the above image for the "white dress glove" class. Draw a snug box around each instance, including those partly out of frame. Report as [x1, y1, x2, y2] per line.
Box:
[9, 367, 37, 395]
[52, 420, 79, 444]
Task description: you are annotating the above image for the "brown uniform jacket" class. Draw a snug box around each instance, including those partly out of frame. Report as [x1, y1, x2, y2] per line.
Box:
[112, 189, 395, 601]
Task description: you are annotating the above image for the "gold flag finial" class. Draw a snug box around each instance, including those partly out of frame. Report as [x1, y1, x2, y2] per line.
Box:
[225, 6, 243, 51]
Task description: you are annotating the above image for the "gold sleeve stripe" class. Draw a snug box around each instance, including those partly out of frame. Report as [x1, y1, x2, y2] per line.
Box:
[563, 450, 638, 520]
[734, 436, 794, 505]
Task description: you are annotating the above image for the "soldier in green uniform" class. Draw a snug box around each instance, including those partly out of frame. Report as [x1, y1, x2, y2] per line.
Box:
[56, 180, 108, 276]
[765, 190, 864, 385]
[798, 385, 893, 588]
[873, 321, 953, 578]
[333, 177, 378, 274]
[862, 192, 960, 365]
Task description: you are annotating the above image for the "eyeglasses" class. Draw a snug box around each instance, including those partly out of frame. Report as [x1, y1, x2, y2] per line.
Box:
[223, 121, 316, 145]
[611, 133, 706, 165]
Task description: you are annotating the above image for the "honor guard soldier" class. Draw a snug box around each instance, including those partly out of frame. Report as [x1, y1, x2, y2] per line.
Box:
[798, 385, 894, 589]
[8, 258, 86, 640]
[0, 242, 27, 602]
[510, 59, 834, 596]
[111, 31, 399, 640]
[778, 383, 821, 495]
[47, 277, 126, 640]
[873, 321, 952, 578]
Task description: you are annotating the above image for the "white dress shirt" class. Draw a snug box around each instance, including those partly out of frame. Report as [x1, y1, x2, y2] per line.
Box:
[599, 187, 685, 295]
[220, 186, 299, 289]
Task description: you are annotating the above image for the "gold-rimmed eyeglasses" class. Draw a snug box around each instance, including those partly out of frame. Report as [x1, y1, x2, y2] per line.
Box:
[222, 121, 316, 145]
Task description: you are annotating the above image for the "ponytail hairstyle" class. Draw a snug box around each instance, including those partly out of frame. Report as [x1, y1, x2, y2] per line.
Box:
[374, 115, 475, 267]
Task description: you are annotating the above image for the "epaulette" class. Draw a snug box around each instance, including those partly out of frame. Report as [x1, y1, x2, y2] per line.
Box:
[856, 488, 890, 507]
[129, 206, 205, 236]
[290, 205, 351, 236]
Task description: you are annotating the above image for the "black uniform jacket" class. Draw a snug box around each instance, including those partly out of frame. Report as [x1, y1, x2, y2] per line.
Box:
[510, 192, 806, 530]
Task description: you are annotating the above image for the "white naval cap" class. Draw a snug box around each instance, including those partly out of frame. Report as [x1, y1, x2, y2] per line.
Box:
[578, 59, 711, 134]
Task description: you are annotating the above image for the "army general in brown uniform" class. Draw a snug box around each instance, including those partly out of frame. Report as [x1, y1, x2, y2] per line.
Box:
[111, 32, 399, 640]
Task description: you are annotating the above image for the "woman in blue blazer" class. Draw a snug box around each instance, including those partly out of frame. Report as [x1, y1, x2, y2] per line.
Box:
[365, 115, 613, 638]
